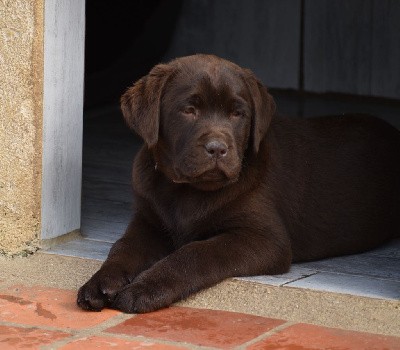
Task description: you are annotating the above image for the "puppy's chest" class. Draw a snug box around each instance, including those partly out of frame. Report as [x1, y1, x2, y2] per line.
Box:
[154, 194, 220, 245]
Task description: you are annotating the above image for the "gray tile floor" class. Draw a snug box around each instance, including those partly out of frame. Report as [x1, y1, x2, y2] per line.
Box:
[239, 239, 400, 300]
[45, 94, 400, 301]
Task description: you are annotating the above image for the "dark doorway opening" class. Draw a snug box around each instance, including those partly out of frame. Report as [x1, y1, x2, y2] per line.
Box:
[79, 0, 183, 258]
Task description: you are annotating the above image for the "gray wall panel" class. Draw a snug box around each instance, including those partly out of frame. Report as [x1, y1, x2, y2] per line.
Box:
[371, 0, 400, 99]
[163, 0, 399, 99]
[164, 0, 301, 89]
[304, 0, 373, 95]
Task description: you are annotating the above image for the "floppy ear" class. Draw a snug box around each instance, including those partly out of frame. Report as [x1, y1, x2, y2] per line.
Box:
[245, 71, 276, 153]
[120, 64, 173, 148]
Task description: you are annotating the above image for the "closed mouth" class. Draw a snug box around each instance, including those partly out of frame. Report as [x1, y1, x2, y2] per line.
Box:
[195, 169, 227, 182]
[172, 167, 240, 191]
[172, 171, 226, 184]
[173, 165, 230, 183]
[171, 157, 242, 188]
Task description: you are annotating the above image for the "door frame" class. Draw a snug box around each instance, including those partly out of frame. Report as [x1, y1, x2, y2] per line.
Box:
[41, 0, 85, 240]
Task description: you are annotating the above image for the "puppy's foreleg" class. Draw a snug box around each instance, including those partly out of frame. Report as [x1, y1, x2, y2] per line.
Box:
[111, 229, 291, 313]
[77, 214, 171, 311]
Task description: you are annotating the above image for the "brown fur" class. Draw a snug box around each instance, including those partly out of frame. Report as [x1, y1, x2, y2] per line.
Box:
[78, 54, 400, 313]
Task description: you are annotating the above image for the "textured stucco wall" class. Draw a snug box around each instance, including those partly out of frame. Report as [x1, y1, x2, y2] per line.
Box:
[0, 0, 44, 255]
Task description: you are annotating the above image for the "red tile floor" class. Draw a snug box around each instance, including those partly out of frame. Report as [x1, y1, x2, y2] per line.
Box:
[0, 285, 399, 349]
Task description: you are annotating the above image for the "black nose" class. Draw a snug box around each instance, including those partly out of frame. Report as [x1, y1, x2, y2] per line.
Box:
[205, 140, 228, 158]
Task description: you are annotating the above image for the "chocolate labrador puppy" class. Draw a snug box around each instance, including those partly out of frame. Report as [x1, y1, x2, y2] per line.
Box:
[78, 54, 400, 313]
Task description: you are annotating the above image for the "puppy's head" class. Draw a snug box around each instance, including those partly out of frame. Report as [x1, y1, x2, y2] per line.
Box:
[121, 54, 275, 191]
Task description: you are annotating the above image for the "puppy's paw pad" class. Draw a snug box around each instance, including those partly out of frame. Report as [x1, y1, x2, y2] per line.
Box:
[77, 285, 105, 312]
[77, 270, 131, 312]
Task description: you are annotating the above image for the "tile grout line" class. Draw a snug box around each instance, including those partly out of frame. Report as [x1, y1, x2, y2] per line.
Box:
[40, 312, 134, 350]
[97, 331, 221, 350]
[280, 272, 320, 286]
[233, 321, 296, 350]
[283, 270, 400, 284]
[1, 316, 219, 350]
[36, 311, 221, 350]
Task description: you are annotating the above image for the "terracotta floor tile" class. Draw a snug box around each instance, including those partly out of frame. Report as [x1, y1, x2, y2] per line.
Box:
[249, 323, 400, 350]
[106, 307, 285, 349]
[0, 285, 119, 329]
[0, 325, 70, 349]
[60, 335, 186, 349]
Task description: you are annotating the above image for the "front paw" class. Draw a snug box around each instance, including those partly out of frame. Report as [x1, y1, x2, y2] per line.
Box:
[77, 268, 130, 312]
[111, 279, 175, 314]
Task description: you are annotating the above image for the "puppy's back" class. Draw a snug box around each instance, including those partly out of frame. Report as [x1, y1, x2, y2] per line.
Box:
[268, 114, 400, 261]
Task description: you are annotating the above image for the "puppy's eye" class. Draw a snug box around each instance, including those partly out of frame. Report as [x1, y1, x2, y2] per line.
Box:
[181, 106, 197, 118]
[230, 110, 244, 118]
